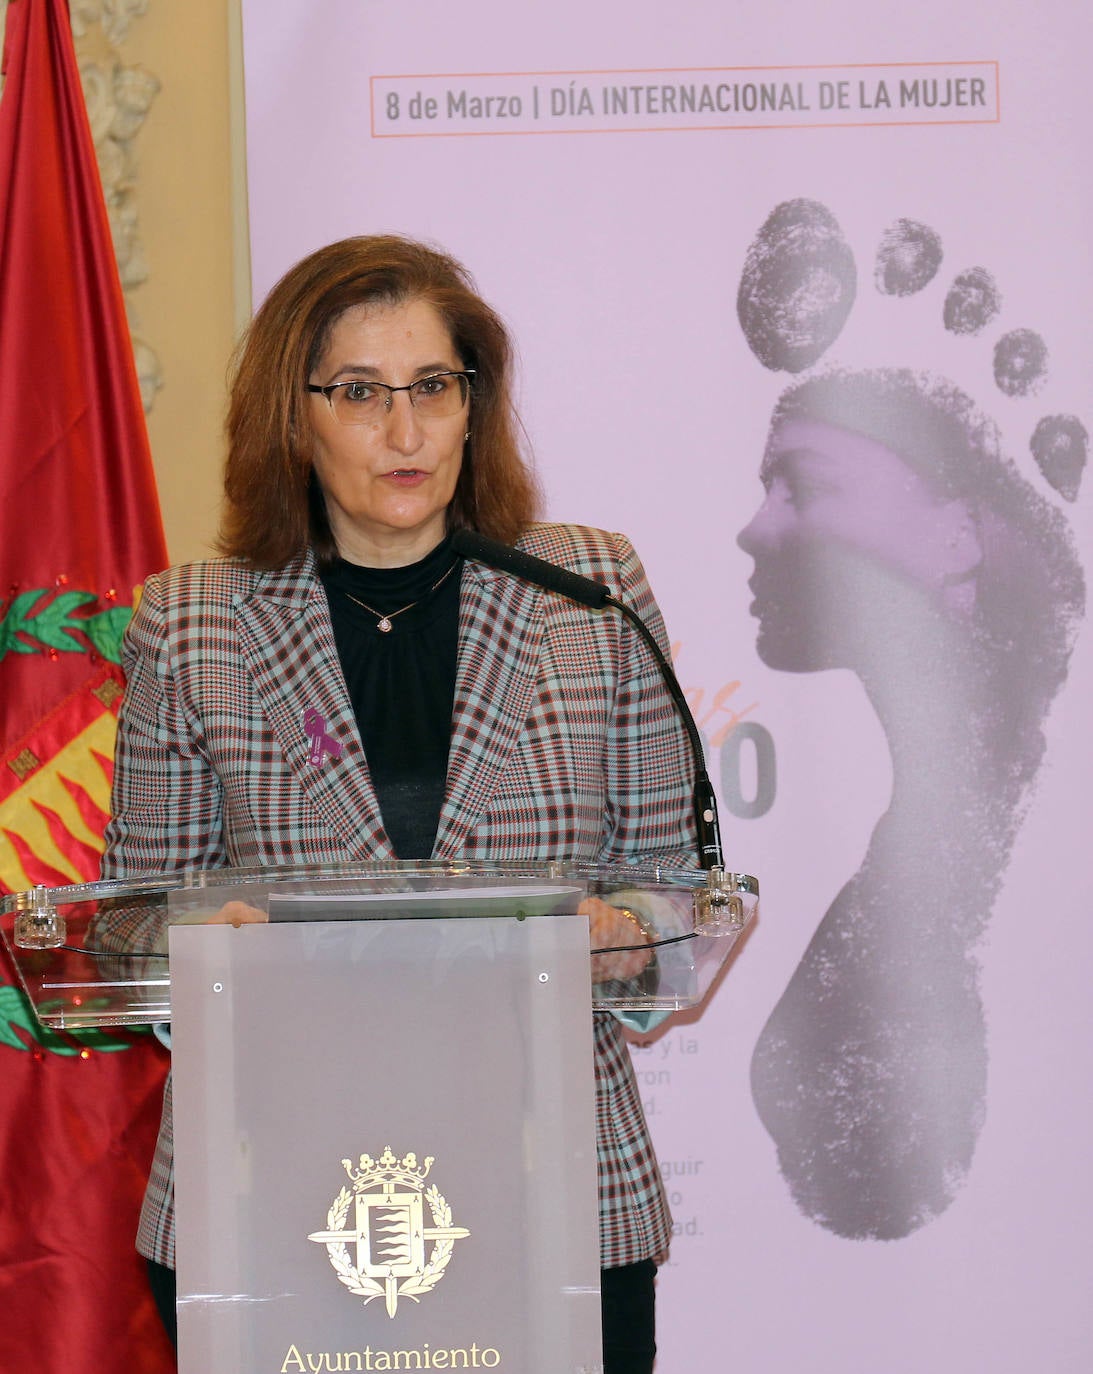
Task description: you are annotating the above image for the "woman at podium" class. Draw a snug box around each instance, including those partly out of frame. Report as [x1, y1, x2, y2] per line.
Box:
[102, 235, 697, 1373]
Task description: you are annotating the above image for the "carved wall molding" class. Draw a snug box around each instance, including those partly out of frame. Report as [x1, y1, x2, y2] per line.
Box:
[74, 1, 162, 413]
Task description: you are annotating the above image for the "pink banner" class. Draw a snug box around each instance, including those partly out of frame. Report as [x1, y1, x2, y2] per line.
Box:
[242, 1, 1092, 1366]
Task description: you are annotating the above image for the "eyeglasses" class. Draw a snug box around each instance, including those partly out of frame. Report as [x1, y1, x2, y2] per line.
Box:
[307, 370, 475, 425]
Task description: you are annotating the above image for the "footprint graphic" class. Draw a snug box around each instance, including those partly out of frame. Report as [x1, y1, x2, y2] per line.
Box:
[736, 202, 1085, 1238]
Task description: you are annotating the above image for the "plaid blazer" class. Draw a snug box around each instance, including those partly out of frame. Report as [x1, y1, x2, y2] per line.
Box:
[101, 522, 695, 1270]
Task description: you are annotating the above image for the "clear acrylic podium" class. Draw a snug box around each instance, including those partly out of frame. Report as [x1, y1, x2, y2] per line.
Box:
[1, 860, 756, 1374]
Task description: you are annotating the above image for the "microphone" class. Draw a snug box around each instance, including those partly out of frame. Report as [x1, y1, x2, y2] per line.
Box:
[451, 528, 611, 609]
[451, 528, 724, 870]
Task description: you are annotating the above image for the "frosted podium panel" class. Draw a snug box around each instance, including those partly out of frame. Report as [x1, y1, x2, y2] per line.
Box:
[170, 914, 601, 1374]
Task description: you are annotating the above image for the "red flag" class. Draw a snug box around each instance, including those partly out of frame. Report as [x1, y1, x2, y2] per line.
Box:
[0, 1, 173, 1369]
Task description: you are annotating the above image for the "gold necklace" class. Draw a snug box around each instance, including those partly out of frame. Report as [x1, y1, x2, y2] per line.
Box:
[340, 558, 459, 633]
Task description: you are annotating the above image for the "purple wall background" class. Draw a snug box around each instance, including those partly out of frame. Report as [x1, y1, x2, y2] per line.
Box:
[241, 2, 1093, 1366]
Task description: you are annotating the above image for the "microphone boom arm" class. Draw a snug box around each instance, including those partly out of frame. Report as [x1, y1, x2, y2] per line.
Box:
[602, 593, 724, 871]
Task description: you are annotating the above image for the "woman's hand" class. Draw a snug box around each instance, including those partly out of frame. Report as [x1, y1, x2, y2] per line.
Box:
[205, 900, 268, 927]
[581, 897, 653, 983]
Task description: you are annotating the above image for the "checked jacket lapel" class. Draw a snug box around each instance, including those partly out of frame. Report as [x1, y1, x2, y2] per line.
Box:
[235, 551, 396, 860]
[434, 559, 544, 859]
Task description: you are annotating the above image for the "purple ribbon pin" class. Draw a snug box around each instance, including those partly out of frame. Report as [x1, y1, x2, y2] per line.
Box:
[303, 708, 343, 766]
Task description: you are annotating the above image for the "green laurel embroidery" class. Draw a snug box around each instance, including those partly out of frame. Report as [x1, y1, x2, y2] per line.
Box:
[0, 979, 147, 1056]
[0, 589, 130, 666]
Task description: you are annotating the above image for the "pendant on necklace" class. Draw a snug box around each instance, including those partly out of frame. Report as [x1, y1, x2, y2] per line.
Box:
[340, 557, 459, 634]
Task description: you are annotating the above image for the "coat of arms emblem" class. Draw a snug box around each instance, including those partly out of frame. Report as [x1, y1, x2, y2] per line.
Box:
[309, 1146, 470, 1317]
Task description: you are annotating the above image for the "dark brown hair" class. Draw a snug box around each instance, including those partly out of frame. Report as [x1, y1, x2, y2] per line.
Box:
[219, 235, 541, 566]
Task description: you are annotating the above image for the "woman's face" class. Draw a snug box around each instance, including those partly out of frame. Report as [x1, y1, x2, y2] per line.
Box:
[309, 297, 468, 566]
[737, 417, 980, 670]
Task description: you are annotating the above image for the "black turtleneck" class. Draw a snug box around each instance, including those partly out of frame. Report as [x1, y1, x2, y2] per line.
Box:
[320, 538, 461, 859]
